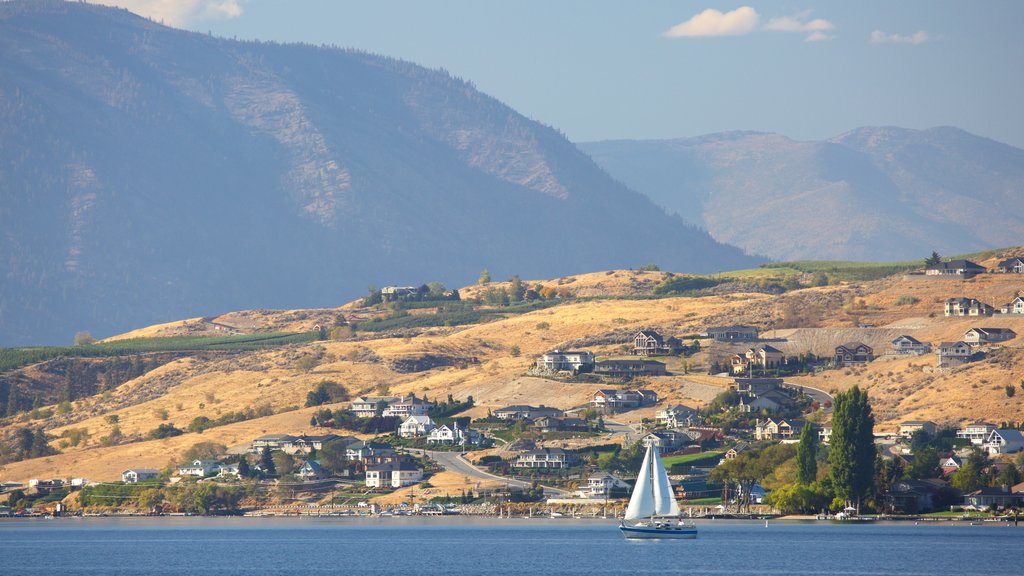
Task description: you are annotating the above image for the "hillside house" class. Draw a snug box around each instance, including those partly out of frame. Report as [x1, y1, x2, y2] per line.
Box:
[381, 396, 431, 419]
[365, 460, 423, 488]
[593, 359, 668, 378]
[883, 479, 948, 514]
[399, 415, 436, 438]
[741, 345, 785, 373]
[983, 429, 1024, 455]
[632, 330, 681, 356]
[819, 425, 833, 445]
[345, 441, 396, 465]
[532, 416, 588, 432]
[640, 430, 690, 454]
[996, 257, 1024, 274]
[898, 420, 937, 439]
[964, 327, 1017, 345]
[656, 405, 697, 428]
[925, 259, 985, 277]
[755, 418, 805, 441]
[514, 447, 579, 469]
[956, 422, 997, 445]
[427, 422, 482, 445]
[493, 405, 564, 420]
[591, 389, 658, 413]
[178, 460, 222, 478]
[939, 455, 962, 476]
[937, 341, 973, 367]
[835, 342, 874, 367]
[891, 335, 931, 355]
[724, 443, 749, 460]
[122, 469, 159, 484]
[1000, 296, 1024, 315]
[536, 350, 595, 372]
[296, 460, 325, 481]
[945, 298, 994, 317]
[287, 434, 344, 455]
[380, 286, 419, 300]
[705, 325, 759, 342]
[349, 396, 398, 418]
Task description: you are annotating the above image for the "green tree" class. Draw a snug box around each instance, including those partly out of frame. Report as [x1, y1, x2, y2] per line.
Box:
[138, 488, 165, 510]
[259, 447, 276, 476]
[829, 386, 875, 512]
[996, 462, 1020, 487]
[318, 440, 349, 476]
[74, 331, 96, 346]
[951, 460, 983, 493]
[478, 269, 491, 285]
[237, 457, 252, 479]
[905, 446, 940, 480]
[183, 441, 228, 462]
[796, 423, 818, 484]
[924, 251, 941, 267]
[509, 275, 525, 302]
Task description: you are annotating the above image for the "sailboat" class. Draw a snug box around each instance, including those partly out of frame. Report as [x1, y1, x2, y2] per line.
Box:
[619, 444, 697, 539]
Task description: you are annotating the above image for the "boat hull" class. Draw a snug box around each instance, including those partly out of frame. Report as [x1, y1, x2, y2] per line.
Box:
[619, 522, 697, 539]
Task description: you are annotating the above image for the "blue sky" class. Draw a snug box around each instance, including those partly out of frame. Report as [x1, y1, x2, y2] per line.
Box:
[102, 1, 1024, 147]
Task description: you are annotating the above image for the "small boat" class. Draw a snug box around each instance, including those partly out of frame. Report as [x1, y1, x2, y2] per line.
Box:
[619, 444, 697, 539]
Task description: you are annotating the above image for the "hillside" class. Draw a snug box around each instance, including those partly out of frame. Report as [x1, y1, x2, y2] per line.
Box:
[579, 127, 1024, 262]
[0, 1, 757, 346]
[3, 257, 1024, 483]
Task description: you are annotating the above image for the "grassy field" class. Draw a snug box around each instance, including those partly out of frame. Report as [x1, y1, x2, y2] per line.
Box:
[662, 451, 724, 467]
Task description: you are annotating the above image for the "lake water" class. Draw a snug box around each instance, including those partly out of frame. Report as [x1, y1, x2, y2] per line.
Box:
[1, 517, 1022, 575]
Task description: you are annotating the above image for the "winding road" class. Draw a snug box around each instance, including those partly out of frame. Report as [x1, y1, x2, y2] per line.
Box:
[409, 449, 568, 497]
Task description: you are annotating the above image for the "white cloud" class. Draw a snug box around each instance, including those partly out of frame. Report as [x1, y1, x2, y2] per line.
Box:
[764, 12, 835, 41]
[870, 30, 931, 45]
[93, 1, 243, 27]
[663, 7, 760, 38]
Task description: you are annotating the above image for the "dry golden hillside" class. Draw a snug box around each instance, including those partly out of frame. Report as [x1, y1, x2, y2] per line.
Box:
[4, 263, 1024, 482]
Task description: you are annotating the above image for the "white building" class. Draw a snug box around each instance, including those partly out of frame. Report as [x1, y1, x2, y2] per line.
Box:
[983, 429, 1024, 455]
[536, 350, 595, 372]
[365, 461, 423, 488]
[427, 422, 481, 445]
[178, 460, 222, 477]
[381, 396, 431, 419]
[956, 422, 997, 446]
[399, 415, 436, 438]
[122, 469, 159, 484]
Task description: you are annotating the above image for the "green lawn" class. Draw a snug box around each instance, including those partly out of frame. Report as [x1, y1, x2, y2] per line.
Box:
[662, 451, 724, 467]
[682, 497, 722, 505]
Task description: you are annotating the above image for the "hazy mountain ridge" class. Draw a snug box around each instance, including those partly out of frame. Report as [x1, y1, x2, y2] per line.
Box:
[0, 1, 757, 345]
[580, 126, 1024, 262]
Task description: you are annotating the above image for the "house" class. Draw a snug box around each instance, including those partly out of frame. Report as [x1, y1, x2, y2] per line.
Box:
[296, 460, 325, 481]
[492, 405, 564, 420]
[732, 345, 785, 375]
[723, 443, 749, 460]
[632, 330, 681, 356]
[380, 286, 419, 300]
[995, 257, 1024, 274]
[216, 464, 240, 478]
[925, 259, 985, 277]
[640, 430, 691, 454]
[818, 425, 833, 445]
[345, 441, 396, 464]
[937, 341, 973, 367]
[964, 486, 1021, 509]
[963, 327, 1017, 345]
[581, 474, 629, 498]
[514, 448, 579, 469]
[656, 405, 697, 428]
[834, 342, 874, 367]
[1000, 295, 1024, 315]
[956, 422, 997, 445]
[532, 416, 588, 432]
[593, 359, 668, 378]
[755, 418, 805, 441]
[399, 415, 436, 438]
[705, 325, 759, 342]
[365, 460, 424, 488]
[178, 460, 222, 478]
[249, 434, 297, 453]
[939, 455, 962, 476]
[898, 421, 937, 439]
[349, 396, 398, 418]
[982, 429, 1024, 455]
[944, 298, 994, 317]
[590, 389, 658, 413]
[891, 335, 931, 355]
[536, 350, 595, 372]
[738, 389, 793, 413]
[427, 422, 482, 445]
[122, 469, 159, 484]
[381, 395, 431, 419]
[732, 378, 781, 397]
[882, 479, 948, 514]
[287, 434, 344, 455]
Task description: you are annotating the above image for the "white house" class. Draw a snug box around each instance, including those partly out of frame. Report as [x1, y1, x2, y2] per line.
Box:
[381, 396, 431, 419]
[177, 460, 222, 477]
[956, 422, 997, 445]
[399, 415, 436, 438]
[1000, 296, 1024, 315]
[655, 405, 696, 428]
[349, 396, 398, 418]
[296, 460, 325, 481]
[818, 425, 833, 445]
[898, 421, 937, 439]
[964, 327, 1017, 345]
[427, 422, 481, 445]
[580, 474, 629, 498]
[365, 461, 423, 488]
[983, 429, 1024, 455]
[536, 350, 595, 372]
[891, 335, 931, 355]
[122, 469, 159, 484]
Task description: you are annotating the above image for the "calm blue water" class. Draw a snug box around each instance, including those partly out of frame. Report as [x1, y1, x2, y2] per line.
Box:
[1, 518, 1022, 575]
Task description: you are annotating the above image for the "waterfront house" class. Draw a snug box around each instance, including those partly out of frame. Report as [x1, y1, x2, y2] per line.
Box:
[122, 469, 159, 484]
[898, 421, 937, 439]
[925, 259, 985, 277]
[956, 422, 998, 445]
[536, 350, 595, 372]
[705, 325, 759, 342]
[983, 429, 1024, 455]
[964, 486, 1022, 509]
[834, 342, 874, 367]
[593, 359, 668, 378]
[937, 341, 973, 367]
[365, 460, 423, 488]
[514, 447, 578, 469]
[891, 335, 931, 355]
[399, 415, 436, 438]
[882, 479, 947, 514]
[964, 327, 1017, 345]
[582, 474, 629, 498]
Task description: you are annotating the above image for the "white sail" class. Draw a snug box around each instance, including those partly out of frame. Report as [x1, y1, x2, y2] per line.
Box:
[652, 447, 681, 517]
[623, 445, 655, 520]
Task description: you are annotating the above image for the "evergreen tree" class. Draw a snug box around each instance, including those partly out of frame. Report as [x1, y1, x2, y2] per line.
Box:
[829, 386, 875, 512]
[6, 384, 18, 417]
[924, 251, 942, 267]
[237, 457, 252, 479]
[478, 269, 491, 285]
[796, 423, 818, 484]
[260, 447, 276, 476]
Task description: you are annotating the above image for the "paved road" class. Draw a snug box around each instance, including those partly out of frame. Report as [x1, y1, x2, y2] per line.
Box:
[781, 380, 834, 412]
[603, 420, 638, 443]
[409, 449, 568, 497]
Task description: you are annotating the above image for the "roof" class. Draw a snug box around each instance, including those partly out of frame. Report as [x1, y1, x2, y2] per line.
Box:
[253, 434, 296, 442]
[997, 257, 1024, 267]
[992, 429, 1024, 442]
[706, 325, 758, 333]
[635, 329, 664, 342]
[402, 414, 434, 424]
[730, 442, 750, 453]
[837, 341, 870, 350]
[971, 327, 1016, 335]
[123, 468, 159, 474]
[752, 344, 782, 354]
[927, 259, 984, 271]
[900, 420, 936, 426]
[892, 335, 922, 345]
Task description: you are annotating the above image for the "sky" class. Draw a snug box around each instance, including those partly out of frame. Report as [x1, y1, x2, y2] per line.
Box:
[96, 1, 1024, 148]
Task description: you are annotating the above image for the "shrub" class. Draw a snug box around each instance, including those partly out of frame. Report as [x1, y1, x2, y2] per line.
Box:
[896, 295, 920, 306]
[1007, 386, 1017, 398]
[148, 423, 184, 440]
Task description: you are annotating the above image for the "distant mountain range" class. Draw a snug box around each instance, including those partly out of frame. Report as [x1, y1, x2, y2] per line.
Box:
[580, 127, 1024, 262]
[0, 1, 757, 345]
